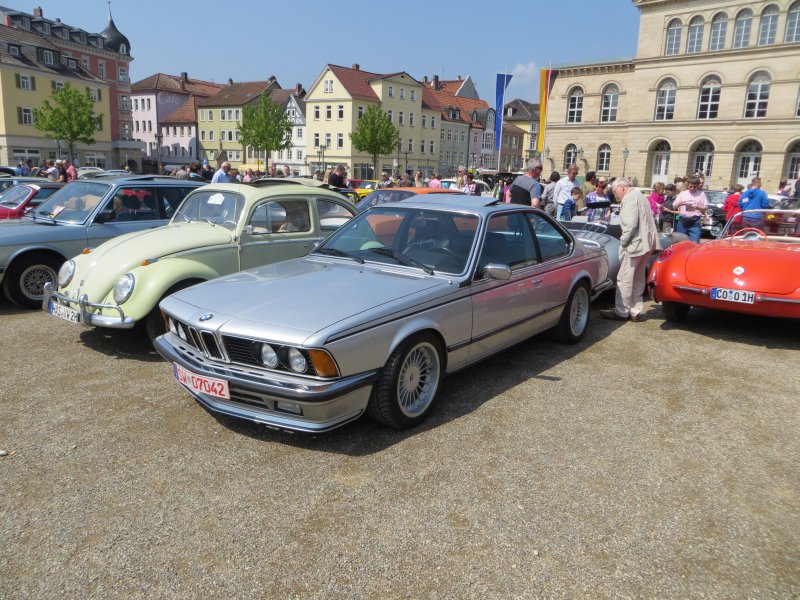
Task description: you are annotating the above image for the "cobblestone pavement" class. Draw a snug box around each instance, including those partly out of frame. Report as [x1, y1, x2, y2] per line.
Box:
[1, 295, 798, 599]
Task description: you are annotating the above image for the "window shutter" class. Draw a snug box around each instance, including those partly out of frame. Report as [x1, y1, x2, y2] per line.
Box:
[97, 89, 102, 102]
[30, 76, 35, 90]
[52, 80, 56, 90]
[17, 107, 22, 124]
[15, 73, 20, 88]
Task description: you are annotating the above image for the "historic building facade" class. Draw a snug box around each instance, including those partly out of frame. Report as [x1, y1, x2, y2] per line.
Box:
[542, 0, 800, 191]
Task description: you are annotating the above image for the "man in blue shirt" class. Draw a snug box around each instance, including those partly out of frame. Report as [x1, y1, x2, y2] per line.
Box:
[738, 177, 770, 226]
[211, 161, 231, 183]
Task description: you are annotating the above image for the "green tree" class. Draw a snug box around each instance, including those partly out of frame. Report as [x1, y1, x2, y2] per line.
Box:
[237, 94, 293, 172]
[33, 83, 103, 161]
[349, 105, 400, 176]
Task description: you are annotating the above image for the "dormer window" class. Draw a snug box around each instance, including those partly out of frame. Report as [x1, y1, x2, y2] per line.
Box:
[119, 43, 127, 55]
[19, 16, 30, 30]
[61, 28, 69, 39]
[67, 59, 76, 69]
[506, 107, 514, 117]
[80, 33, 86, 44]
[8, 45, 20, 56]
[42, 22, 50, 34]
[42, 50, 55, 65]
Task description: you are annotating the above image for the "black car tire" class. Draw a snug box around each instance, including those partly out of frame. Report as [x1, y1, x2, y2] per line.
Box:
[551, 281, 591, 344]
[3, 252, 62, 308]
[662, 301, 690, 322]
[143, 279, 205, 343]
[367, 333, 444, 429]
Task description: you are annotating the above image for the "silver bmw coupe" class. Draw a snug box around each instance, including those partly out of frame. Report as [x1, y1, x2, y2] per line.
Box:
[155, 195, 611, 433]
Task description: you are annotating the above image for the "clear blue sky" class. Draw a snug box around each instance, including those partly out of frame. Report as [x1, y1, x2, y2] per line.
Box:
[31, 0, 640, 103]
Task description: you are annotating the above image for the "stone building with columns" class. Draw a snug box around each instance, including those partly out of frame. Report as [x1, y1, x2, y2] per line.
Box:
[541, 0, 800, 192]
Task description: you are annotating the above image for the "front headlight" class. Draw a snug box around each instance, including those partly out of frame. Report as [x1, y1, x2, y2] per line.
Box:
[113, 273, 135, 304]
[287, 347, 307, 373]
[705, 208, 714, 217]
[260, 343, 279, 368]
[57, 260, 75, 287]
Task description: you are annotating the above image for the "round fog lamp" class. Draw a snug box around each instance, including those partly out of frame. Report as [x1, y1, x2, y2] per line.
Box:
[287, 348, 307, 373]
[58, 259, 75, 287]
[260, 344, 279, 368]
[113, 273, 135, 304]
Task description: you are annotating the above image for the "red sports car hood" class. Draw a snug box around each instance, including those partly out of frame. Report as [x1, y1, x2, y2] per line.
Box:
[685, 239, 800, 294]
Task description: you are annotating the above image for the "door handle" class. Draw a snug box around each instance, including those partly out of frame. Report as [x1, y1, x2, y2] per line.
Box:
[532, 279, 543, 288]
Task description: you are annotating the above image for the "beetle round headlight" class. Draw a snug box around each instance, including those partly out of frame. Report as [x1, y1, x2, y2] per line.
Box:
[287, 348, 307, 373]
[57, 259, 75, 287]
[113, 273, 135, 304]
[260, 344, 279, 368]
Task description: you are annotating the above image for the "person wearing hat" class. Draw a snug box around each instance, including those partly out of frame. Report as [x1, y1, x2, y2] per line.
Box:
[585, 176, 612, 222]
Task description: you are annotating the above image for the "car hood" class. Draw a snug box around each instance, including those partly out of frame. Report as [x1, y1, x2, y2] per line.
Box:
[0, 218, 85, 246]
[66, 223, 233, 298]
[164, 257, 451, 343]
[685, 239, 800, 294]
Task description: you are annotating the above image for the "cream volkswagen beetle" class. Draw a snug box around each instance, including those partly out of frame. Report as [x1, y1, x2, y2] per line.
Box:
[44, 181, 357, 340]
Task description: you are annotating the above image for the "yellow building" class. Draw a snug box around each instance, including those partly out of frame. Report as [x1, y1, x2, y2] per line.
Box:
[541, 0, 800, 191]
[305, 64, 441, 179]
[0, 24, 110, 166]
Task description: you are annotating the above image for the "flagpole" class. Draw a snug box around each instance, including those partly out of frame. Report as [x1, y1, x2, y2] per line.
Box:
[540, 61, 551, 166]
[497, 67, 507, 173]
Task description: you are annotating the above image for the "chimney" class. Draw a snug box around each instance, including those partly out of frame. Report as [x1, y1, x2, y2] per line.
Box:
[3, 15, 12, 26]
[457, 75, 462, 80]
[423, 75, 428, 84]
[295, 82, 302, 95]
[352, 63, 359, 70]
[181, 72, 188, 82]
[228, 78, 233, 86]
[33, 7, 43, 17]
[268, 75, 276, 83]
[433, 75, 439, 89]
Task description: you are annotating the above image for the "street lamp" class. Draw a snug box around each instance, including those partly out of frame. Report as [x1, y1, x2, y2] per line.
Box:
[154, 132, 163, 174]
[622, 146, 630, 178]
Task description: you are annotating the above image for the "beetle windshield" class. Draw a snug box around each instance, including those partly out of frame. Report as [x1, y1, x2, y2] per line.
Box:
[172, 190, 245, 229]
[315, 206, 479, 274]
[33, 181, 110, 223]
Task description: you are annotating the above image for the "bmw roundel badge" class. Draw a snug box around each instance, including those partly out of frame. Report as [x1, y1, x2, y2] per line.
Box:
[199, 313, 214, 322]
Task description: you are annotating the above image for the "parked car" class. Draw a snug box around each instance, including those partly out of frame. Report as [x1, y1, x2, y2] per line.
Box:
[0, 182, 64, 220]
[0, 176, 203, 308]
[154, 195, 611, 433]
[0, 176, 52, 194]
[648, 209, 800, 321]
[440, 178, 493, 196]
[354, 180, 380, 198]
[44, 184, 357, 339]
[356, 187, 462, 212]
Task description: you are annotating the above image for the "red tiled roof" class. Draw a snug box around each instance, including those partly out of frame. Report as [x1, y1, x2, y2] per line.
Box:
[161, 96, 197, 124]
[131, 72, 224, 97]
[196, 80, 277, 107]
[438, 79, 465, 95]
[327, 64, 381, 101]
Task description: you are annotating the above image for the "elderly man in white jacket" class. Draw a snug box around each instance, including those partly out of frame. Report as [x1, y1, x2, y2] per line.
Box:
[601, 178, 662, 322]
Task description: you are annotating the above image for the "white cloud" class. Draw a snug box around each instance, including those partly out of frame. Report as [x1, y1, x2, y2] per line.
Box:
[505, 62, 538, 101]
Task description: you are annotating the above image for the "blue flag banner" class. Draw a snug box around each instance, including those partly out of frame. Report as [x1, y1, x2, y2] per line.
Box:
[495, 73, 513, 151]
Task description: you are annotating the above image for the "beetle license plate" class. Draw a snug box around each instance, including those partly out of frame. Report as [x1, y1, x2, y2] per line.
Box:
[173, 363, 230, 399]
[49, 301, 79, 323]
[711, 287, 755, 304]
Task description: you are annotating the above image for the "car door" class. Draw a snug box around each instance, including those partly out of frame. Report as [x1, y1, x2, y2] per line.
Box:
[468, 211, 546, 364]
[317, 197, 356, 237]
[238, 196, 317, 271]
[526, 213, 577, 326]
[86, 185, 166, 247]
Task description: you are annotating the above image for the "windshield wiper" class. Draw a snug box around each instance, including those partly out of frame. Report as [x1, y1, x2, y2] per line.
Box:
[369, 247, 433, 275]
[314, 247, 365, 264]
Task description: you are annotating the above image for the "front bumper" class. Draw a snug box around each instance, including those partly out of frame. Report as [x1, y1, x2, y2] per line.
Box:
[42, 282, 137, 329]
[154, 333, 380, 433]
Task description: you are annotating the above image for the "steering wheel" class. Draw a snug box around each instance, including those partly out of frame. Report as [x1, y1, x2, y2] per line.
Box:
[732, 227, 766, 240]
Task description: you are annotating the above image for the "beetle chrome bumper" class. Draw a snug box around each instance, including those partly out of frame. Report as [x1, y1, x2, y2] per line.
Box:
[42, 282, 137, 329]
[154, 333, 380, 433]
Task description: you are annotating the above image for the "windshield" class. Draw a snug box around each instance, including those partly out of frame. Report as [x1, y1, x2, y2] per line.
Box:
[720, 210, 800, 239]
[33, 181, 110, 223]
[314, 206, 479, 274]
[0, 185, 33, 208]
[172, 189, 244, 229]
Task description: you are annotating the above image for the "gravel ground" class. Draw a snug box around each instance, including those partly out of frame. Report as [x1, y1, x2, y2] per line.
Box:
[1, 295, 798, 599]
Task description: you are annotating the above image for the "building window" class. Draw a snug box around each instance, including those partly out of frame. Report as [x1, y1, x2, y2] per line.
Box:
[148, 120, 152, 131]
[407, 138, 413, 152]
[42, 22, 50, 34]
[787, 1, 800, 42]
[208, 130, 214, 141]
[737, 140, 762, 181]
[422, 114, 427, 127]
[8, 45, 19, 56]
[220, 109, 226, 121]
[42, 50, 54, 65]
[446, 129, 451, 141]
[709, 12, 728, 50]
[227, 110, 233, 121]
[744, 72, 770, 118]
[733, 9, 753, 48]
[687, 16, 704, 53]
[597, 144, 611, 172]
[119, 43, 127, 55]
[387, 110, 393, 122]
[325, 133, 331, 148]
[388, 85, 394, 97]
[297, 150, 302, 160]
[600, 84, 618, 122]
[337, 105, 344, 120]
[337, 133, 344, 149]
[758, 5, 779, 46]
[567, 87, 583, 123]
[563, 144, 578, 170]
[200, 130, 205, 141]
[146, 99, 151, 111]
[82, 57, 89, 70]
[67, 59, 76, 69]
[665, 19, 682, 55]
[655, 79, 677, 120]
[410, 112, 415, 126]
[325, 105, 332, 120]
[314, 106, 320, 120]
[89, 88, 100, 102]
[786, 141, 800, 180]
[430, 141, 435, 154]
[118, 66, 127, 81]
[797, 92, 800, 118]
[398, 111, 404, 125]
[420, 140, 425, 153]
[296, 128, 303, 139]
[120, 95, 129, 110]
[400, 88, 405, 99]
[314, 133, 320, 148]
[431, 116, 436, 129]
[411, 90, 416, 100]
[19, 107, 34, 125]
[357, 105, 364, 119]
[652, 141, 671, 182]
[697, 76, 721, 119]
[324, 79, 333, 93]
[98, 61, 105, 78]
[692, 140, 715, 176]
[18, 74, 32, 90]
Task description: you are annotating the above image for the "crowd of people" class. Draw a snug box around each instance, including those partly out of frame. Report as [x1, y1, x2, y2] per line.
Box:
[12, 158, 78, 182]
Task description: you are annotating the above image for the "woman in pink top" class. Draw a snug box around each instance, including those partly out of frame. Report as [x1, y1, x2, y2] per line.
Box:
[647, 182, 665, 227]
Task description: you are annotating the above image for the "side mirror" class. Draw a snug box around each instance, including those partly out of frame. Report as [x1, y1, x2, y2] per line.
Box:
[94, 209, 115, 223]
[243, 225, 253, 235]
[484, 263, 511, 280]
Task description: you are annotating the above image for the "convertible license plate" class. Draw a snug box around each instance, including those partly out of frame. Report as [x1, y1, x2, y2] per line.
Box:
[173, 363, 230, 399]
[49, 301, 79, 323]
[711, 288, 755, 304]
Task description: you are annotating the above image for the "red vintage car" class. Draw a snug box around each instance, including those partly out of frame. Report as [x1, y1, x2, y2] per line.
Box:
[648, 209, 800, 321]
[0, 182, 64, 219]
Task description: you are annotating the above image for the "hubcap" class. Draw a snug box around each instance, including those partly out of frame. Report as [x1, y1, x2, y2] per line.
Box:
[21, 264, 56, 300]
[396, 342, 440, 417]
[569, 287, 589, 336]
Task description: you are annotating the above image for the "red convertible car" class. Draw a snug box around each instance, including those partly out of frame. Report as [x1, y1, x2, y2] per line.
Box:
[0, 182, 64, 219]
[648, 209, 800, 321]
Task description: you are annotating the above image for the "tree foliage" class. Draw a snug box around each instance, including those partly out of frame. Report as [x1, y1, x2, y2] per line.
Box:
[32, 83, 103, 161]
[237, 95, 293, 171]
[349, 105, 400, 174]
